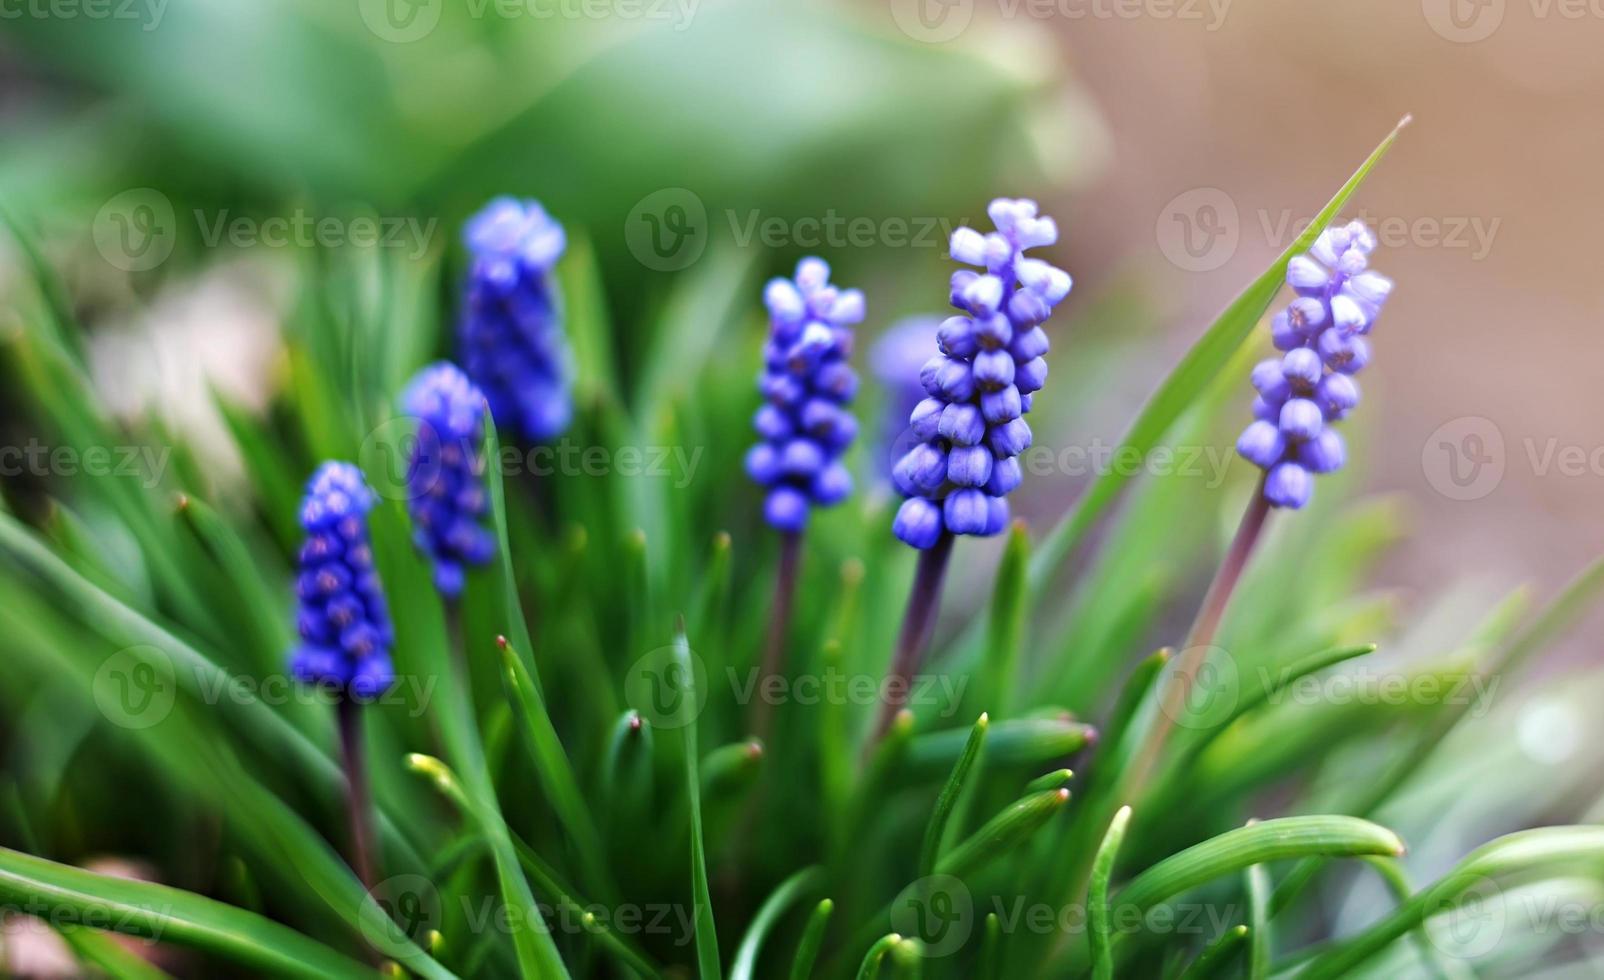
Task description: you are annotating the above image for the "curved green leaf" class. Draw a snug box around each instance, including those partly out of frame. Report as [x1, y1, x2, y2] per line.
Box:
[0, 847, 378, 979]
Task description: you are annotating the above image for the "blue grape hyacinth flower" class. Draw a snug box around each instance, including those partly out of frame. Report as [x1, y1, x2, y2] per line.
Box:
[289, 462, 395, 698]
[458, 197, 572, 442]
[745, 257, 865, 531]
[401, 361, 496, 598]
[891, 198, 1072, 550]
[1236, 220, 1394, 509]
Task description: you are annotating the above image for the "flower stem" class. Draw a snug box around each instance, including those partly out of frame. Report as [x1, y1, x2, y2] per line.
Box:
[752, 530, 803, 740]
[874, 531, 956, 740]
[337, 695, 377, 891]
[1127, 478, 1271, 794]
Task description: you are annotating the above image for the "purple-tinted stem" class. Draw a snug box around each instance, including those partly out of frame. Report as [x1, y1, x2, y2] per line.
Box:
[874, 532, 956, 739]
[337, 695, 377, 891]
[1128, 477, 1271, 793]
[752, 530, 802, 740]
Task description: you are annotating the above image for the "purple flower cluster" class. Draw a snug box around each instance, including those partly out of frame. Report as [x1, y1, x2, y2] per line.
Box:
[1236, 220, 1394, 508]
[745, 258, 865, 531]
[458, 197, 571, 443]
[891, 199, 1071, 550]
[289, 463, 395, 698]
[401, 362, 496, 598]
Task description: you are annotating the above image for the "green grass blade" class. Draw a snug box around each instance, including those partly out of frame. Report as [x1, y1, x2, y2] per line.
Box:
[731, 866, 824, 980]
[673, 619, 723, 980]
[854, 934, 902, 980]
[1114, 816, 1404, 927]
[937, 788, 1072, 880]
[1089, 804, 1131, 980]
[980, 523, 1030, 716]
[1244, 857, 1270, 980]
[505, 832, 666, 979]
[903, 717, 1093, 780]
[918, 713, 989, 878]
[1027, 116, 1410, 596]
[0, 847, 379, 979]
[1299, 826, 1604, 979]
[981, 912, 1002, 980]
[788, 898, 834, 980]
[1175, 925, 1248, 980]
[56, 924, 173, 980]
[482, 417, 541, 696]
[497, 637, 611, 901]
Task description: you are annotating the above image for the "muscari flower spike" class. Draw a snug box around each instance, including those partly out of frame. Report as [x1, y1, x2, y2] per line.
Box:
[891, 198, 1071, 550]
[1235, 219, 1394, 509]
[289, 462, 395, 698]
[401, 362, 496, 598]
[458, 197, 572, 443]
[744, 257, 865, 531]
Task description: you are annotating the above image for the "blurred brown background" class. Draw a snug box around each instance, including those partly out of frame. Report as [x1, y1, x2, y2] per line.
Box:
[1015, 0, 1604, 610]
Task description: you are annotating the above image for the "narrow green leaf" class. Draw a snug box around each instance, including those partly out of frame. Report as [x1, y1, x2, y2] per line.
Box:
[1100, 649, 1171, 761]
[174, 492, 292, 673]
[903, 717, 1092, 780]
[506, 833, 665, 979]
[1176, 925, 1249, 980]
[498, 637, 611, 902]
[919, 713, 989, 878]
[1244, 857, 1270, 980]
[980, 912, 1002, 980]
[854, 934, 902, 980]
[788, 898, 833, 980]
[1027, 116, 1410, 595]
[1089, 804, 1131, 980]
[1183, 643, 1377, 764]
[674, 620, 723, 980]
[981, 523, 1030, 716]
[1298, 826, 1604, 980]
[481, 417, 541, 697]
[56, 924, 173, 980]
[1114, 816, 1404, 929]
[555, 233, 622, 409]
[731, 867, 824, 980]
[1024, 769, 1074, 794]
[937, 788, 1072, 880]
[403, 755, 571, 980]
[0, 847, 378, 979]
[601, 710, 654, 841]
